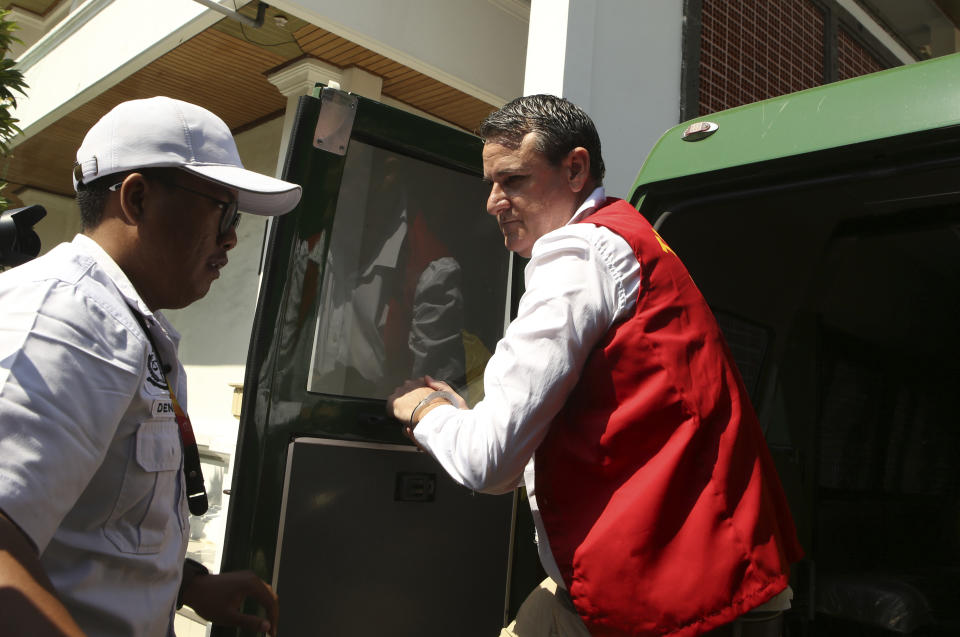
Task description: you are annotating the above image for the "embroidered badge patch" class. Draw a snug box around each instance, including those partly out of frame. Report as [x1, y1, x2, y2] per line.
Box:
[146, 352, 168, 393]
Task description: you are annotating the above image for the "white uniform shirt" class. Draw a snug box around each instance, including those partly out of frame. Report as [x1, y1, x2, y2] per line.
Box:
[413, 187, 643, 586]
[0, 234, 189, 637]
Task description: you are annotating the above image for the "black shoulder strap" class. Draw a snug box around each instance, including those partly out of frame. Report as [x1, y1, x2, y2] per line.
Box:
[127, 305, 209, 516]
[129, 309, 171, 375]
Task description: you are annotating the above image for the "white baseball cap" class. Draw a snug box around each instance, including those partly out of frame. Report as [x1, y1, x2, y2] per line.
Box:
[73, 96, 301, 216]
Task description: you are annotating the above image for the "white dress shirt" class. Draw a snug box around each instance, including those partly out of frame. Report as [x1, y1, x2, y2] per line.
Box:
[0, 234, 189, 637]
[413, 187, 642, 586]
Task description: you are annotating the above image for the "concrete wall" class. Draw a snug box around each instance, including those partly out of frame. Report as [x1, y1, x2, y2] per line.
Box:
[524, 0, 684, 198]
[17, 188, 78, 254]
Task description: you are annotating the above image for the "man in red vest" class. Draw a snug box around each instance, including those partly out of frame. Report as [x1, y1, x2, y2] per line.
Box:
[387, 95, 803, 637]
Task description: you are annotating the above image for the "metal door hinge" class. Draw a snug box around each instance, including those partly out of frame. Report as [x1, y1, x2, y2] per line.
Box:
[313, 87, 358, 155]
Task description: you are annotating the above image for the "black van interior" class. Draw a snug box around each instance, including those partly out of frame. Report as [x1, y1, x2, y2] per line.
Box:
[649, 156, 960, 636]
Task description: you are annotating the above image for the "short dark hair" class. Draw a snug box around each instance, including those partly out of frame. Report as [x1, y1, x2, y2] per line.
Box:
[76, 168, 178, 230]
[76, 175, 115, 230]
[477, 94, 605, 184]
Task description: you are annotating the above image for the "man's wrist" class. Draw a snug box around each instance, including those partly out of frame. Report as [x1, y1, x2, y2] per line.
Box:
[177, 558, 209, 610]
[409, 390, 457, 430]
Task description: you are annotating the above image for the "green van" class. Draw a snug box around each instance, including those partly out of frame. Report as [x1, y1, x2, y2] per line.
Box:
[217, 53, 960, 636]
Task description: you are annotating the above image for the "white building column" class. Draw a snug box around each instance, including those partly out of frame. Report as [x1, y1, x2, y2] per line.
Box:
[341, 66, 384, 100]
[267, 58, 342, 176]
[524, 0, 684, 198]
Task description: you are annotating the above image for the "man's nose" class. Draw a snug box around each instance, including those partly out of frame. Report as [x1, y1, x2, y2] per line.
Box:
[219, 226, 238, 251]
[487, 183, 508, 216]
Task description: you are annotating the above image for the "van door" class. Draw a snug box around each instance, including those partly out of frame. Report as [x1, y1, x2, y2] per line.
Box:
[216, 88, 518, 636]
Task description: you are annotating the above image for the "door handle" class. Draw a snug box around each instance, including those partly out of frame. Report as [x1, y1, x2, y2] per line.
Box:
[395, 472, 436, 502]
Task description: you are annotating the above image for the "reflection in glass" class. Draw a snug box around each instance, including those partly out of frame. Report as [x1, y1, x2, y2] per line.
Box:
[306, 143, 504, 403]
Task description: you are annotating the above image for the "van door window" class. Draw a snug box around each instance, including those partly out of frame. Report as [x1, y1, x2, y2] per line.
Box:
[306, 141, 502, 402]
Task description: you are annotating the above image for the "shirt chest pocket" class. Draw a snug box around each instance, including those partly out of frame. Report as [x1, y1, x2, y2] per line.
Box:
[105, 420, 183, 554]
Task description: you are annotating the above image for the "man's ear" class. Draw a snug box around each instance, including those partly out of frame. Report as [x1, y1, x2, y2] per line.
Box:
[116, 172, 149, 227]
[565, 147, 591, 193]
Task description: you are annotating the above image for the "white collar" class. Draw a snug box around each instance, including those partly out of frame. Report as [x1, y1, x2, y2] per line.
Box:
[567, 186, 607, 225]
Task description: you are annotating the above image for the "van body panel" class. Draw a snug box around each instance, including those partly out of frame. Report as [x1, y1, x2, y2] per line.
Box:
[632, 53, 960, 197]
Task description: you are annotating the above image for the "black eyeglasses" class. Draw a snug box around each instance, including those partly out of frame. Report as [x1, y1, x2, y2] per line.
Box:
[108, 177, 241, 237]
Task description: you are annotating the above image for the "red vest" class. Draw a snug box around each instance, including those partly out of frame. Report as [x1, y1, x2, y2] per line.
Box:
[534, 199, 803, 637]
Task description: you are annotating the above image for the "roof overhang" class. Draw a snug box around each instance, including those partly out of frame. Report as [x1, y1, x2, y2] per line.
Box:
[2, 1, 503, 202]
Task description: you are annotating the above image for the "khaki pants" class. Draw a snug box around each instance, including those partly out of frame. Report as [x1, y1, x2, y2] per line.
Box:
[499, 578, 785, 637]
[499, 578, 591, 637]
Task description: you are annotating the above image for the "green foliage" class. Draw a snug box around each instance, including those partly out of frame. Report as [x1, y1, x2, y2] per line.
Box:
[0, 9, 27, 211]
[0, 9, 26, 156]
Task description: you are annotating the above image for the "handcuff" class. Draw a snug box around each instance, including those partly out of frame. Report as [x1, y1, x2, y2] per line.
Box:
[408, 390, 458, 430]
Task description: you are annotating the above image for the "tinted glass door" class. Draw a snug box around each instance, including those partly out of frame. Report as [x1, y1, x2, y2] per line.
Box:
[217, 89, 515, 636]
